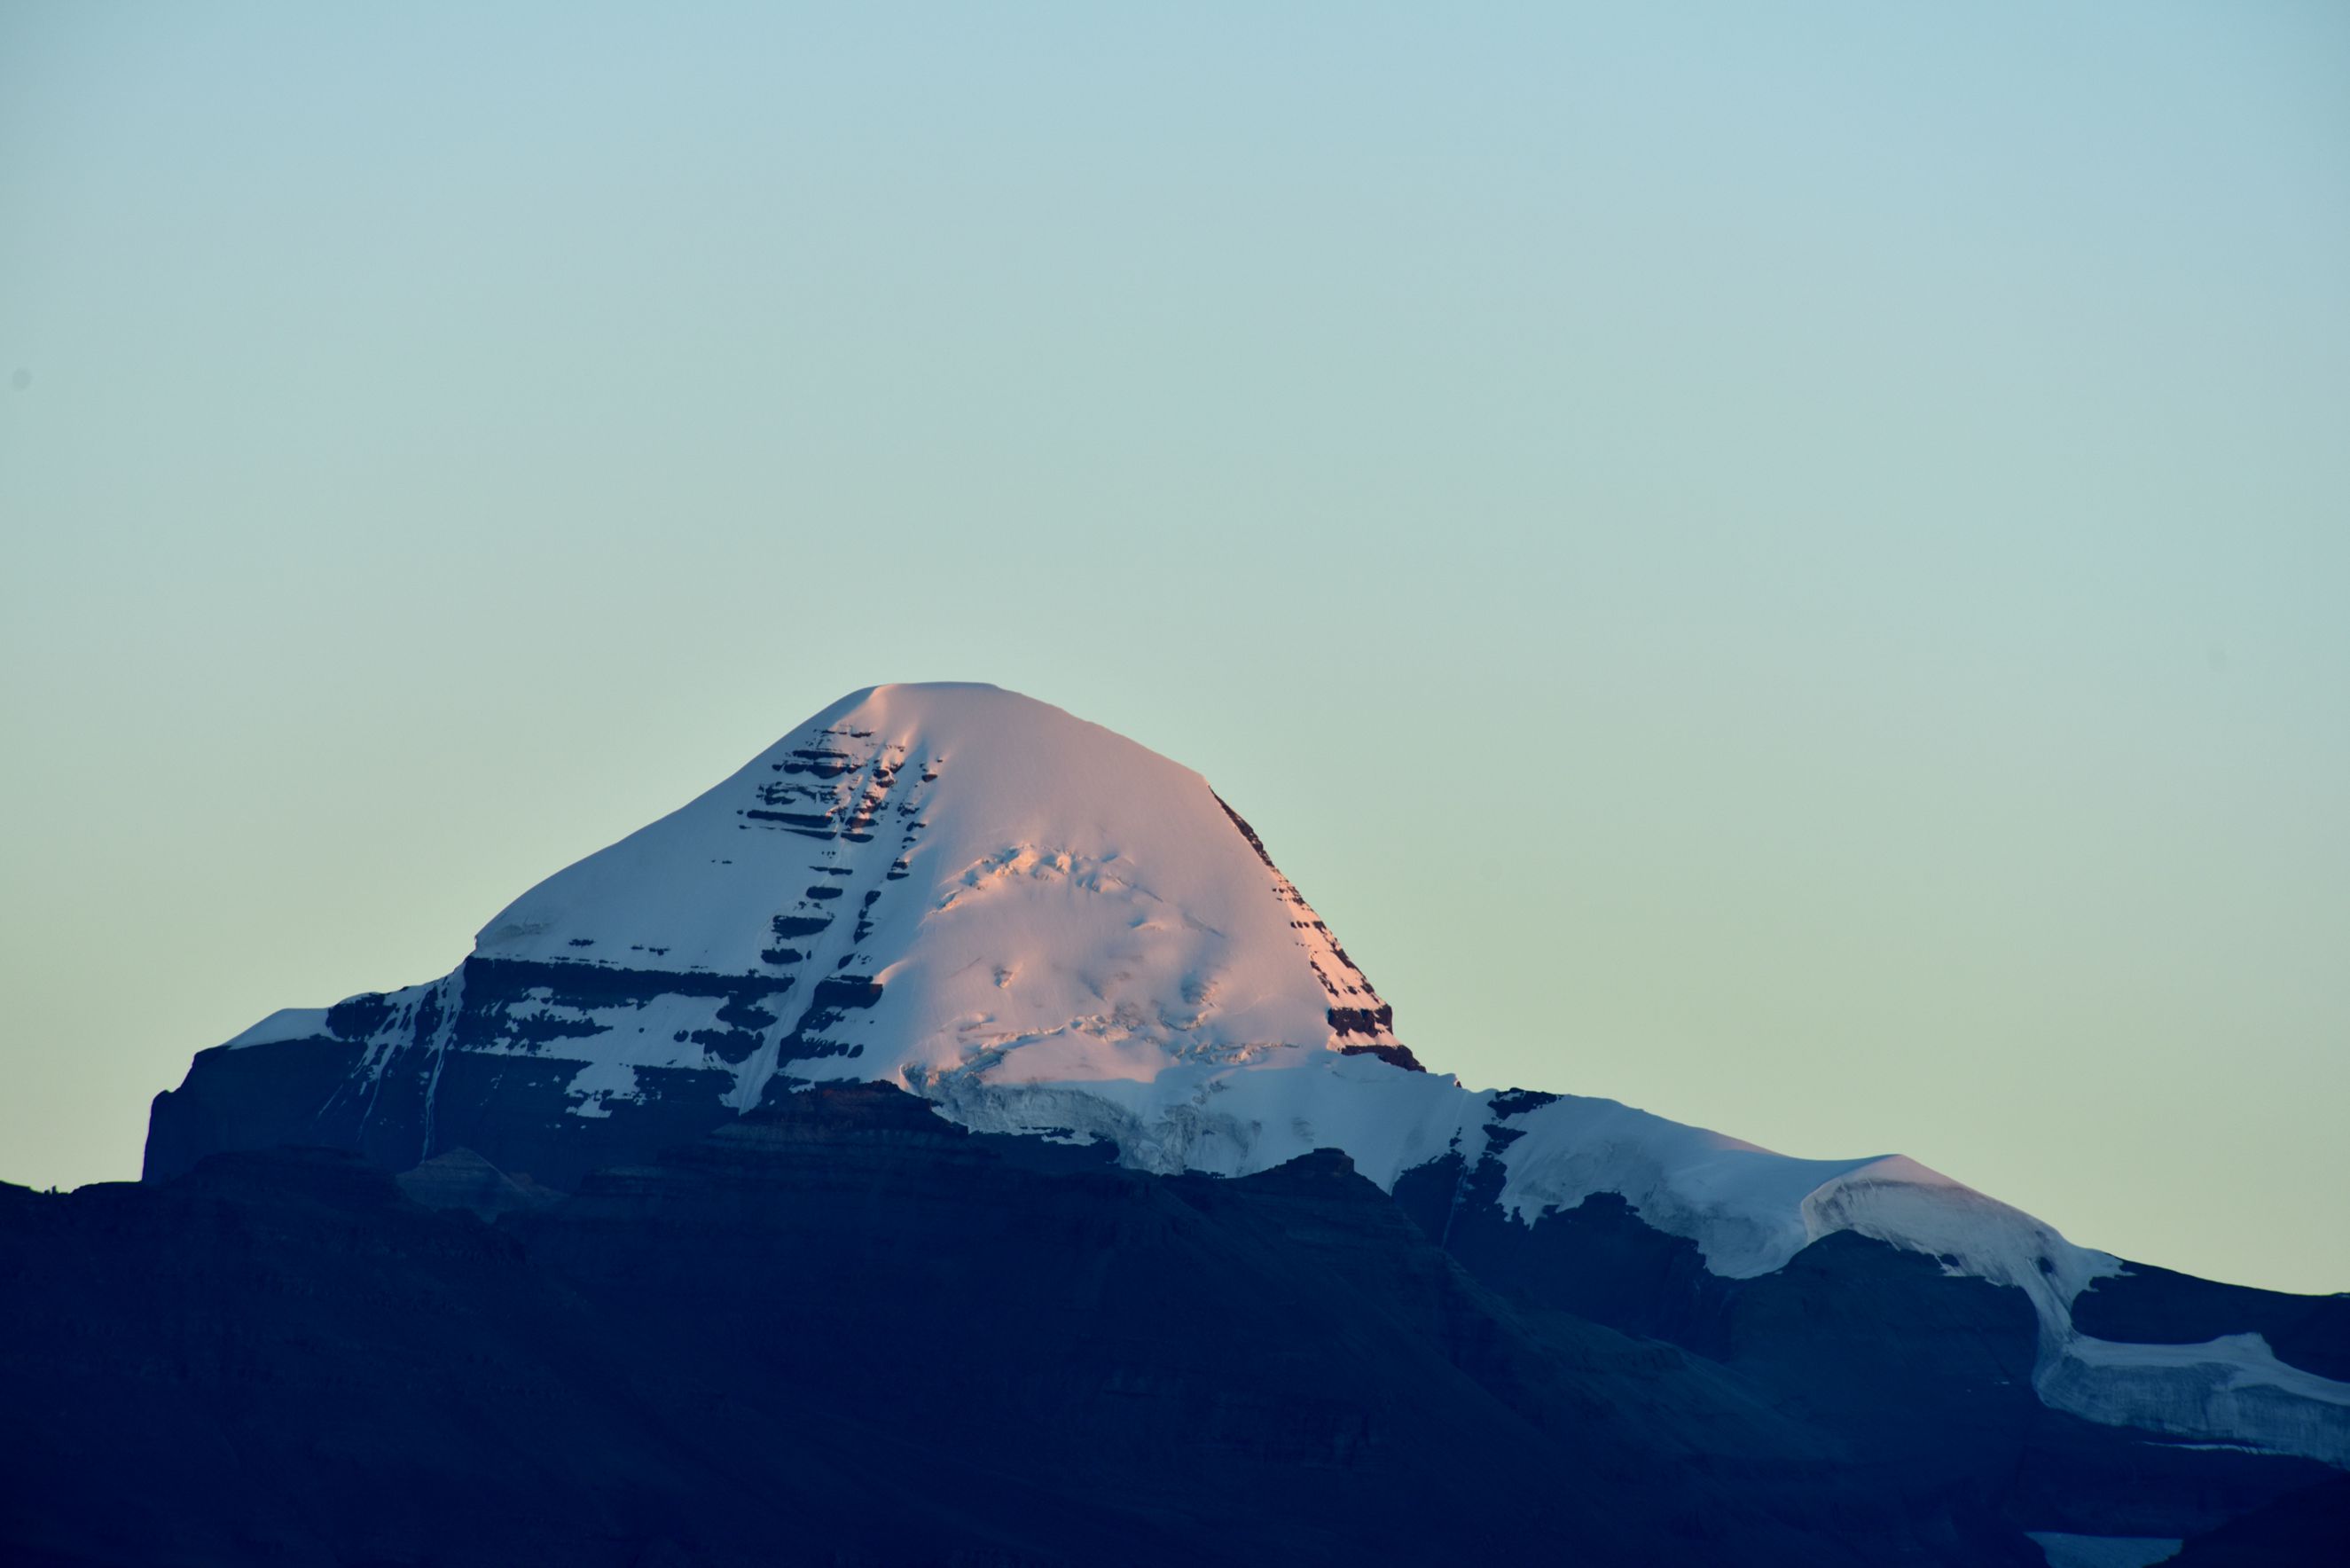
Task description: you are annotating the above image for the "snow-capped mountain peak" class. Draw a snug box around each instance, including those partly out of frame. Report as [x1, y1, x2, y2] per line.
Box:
[467, 681, 1398, 1110]
[168, 682, 2350, 1470]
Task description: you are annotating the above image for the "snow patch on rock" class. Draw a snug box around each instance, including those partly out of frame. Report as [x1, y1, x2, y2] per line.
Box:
[222, 1007, 332, 1050]
[2037, 1331, 2350, 1467]
[2024, 1533, 2182, 1568]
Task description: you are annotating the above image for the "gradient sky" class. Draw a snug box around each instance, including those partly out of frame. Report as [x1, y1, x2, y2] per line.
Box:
[3, 3, 2345, 1293]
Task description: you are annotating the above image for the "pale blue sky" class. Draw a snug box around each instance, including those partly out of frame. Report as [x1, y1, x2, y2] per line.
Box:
[3, 3, 2345, 1290]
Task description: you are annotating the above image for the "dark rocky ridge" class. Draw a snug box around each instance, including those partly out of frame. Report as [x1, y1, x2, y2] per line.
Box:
[8, 1084, 2343, 1566]
[1393, 1137, 2345, 1546]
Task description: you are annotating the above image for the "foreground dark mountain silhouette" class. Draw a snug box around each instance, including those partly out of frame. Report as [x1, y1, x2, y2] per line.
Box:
[4, 685, 2344, 1566]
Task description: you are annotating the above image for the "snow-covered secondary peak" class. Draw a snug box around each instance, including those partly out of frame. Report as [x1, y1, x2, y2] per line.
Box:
[473, 681, 1398, 1107]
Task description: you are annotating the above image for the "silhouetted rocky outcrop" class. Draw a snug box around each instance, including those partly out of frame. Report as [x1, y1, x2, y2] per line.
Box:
[6, 1084, 2339, 1565]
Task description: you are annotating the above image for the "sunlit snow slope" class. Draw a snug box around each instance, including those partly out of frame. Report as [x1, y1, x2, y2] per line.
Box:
[471, 681, 1401, 1104]
[176, 683, 2348, 1466]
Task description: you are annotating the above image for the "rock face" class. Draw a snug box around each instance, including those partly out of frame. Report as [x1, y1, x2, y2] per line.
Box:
[55, 681, 2348, 1563]
[6, 1092, 2344, 1567]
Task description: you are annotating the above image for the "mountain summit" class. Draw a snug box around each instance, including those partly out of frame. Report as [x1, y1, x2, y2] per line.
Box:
[470, 680, 1405, 1103]
[143, 683, 2350, 1495]
[153, 683, 1411, 1185]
